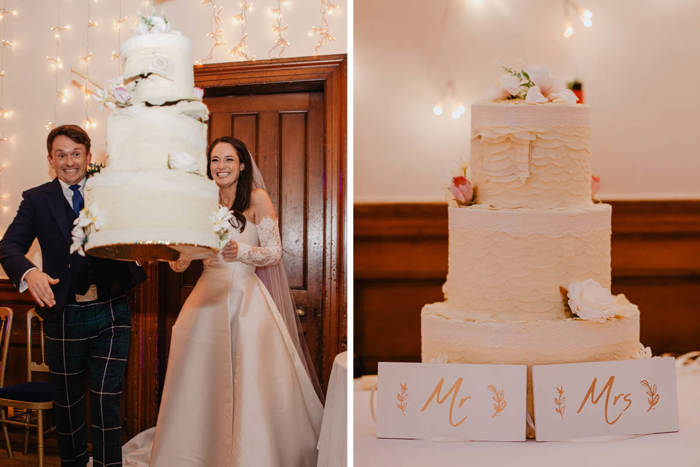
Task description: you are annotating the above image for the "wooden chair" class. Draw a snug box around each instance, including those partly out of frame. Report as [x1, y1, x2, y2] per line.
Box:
[0, 308, 54, 467]
[0, 307, 12, 457]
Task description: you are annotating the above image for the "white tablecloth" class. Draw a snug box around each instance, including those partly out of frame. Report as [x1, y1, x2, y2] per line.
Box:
[354, 368, 700, 467]
[318, 351, 347, 467]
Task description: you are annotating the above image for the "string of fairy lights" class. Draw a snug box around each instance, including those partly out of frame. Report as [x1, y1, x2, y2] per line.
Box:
[308, 0, 339, 56]
[433, 0, 594, 119]
[199, 0, 227, 64]
[113, 0, 127, 73]
[268, 0, 290, 57]
[230, 0, 254, 60]
[0, 0, 17, 215]
[81, 0, 97, 130]
[563, 0, 592, 38]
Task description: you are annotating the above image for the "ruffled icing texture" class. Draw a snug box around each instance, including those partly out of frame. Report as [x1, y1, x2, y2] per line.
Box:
[444, 206, 611, 322]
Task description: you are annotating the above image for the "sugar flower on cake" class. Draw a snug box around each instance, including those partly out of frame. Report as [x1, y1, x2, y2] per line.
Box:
[70, 203, 105, 256]
[566, 279, 617, 322]
[168, 152, 201, 174]
[491, 66, 579, 104]
[591, 175, 601, 200]
[211, 206, 234, 249]
[450, 176, 474, 205]
[137, 12, 171, 34]
[447, 160, 475, 206]
[92, 78, 134, 110]
[193, 87, 204, 100]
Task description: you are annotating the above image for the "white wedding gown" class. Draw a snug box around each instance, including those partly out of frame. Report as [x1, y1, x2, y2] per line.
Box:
[122, 217, 323, 466]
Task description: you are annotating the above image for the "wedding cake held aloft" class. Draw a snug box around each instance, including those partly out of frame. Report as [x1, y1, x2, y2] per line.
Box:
[70, 14, 219, 262]
[421, 66, 647, 437]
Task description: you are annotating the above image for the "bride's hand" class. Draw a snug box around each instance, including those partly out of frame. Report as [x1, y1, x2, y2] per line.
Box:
[221, 239, 239, 262]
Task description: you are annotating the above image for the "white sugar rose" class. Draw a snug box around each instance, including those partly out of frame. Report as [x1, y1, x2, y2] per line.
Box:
[549, 88, 578, 104]
[168, 151, 200, 174]
[525, 85, 548, 104]
[499, 73, 521, 96]
[524, 65, 553, 96]
[567, 279, 616, 322]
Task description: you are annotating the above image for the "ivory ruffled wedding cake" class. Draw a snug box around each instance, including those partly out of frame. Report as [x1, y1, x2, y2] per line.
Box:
[420, 66, 648, 436]
[70, 14, 220, 261]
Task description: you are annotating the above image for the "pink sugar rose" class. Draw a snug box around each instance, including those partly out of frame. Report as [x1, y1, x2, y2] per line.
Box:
[450, 176, 474, 205]
[193, 87, 204, 99]
[113, 86, 130, 105]
[591, 175, 600, 198]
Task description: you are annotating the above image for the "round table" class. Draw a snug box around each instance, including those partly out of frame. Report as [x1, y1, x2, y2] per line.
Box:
[318, 351, 347, 467]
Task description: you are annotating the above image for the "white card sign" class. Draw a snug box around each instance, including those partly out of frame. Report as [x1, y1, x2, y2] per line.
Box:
[376, 362, 527, 441]
[532, 357, 679, 441]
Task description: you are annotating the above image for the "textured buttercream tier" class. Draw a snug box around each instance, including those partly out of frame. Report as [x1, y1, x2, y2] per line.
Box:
[421, 297, 641, 366]
[470, 103, 592, 209]
[84, 169, 219, 251]
[122, 32, 197, 105]
[106, 101, 208, 172]
[444, 204, 611, 321]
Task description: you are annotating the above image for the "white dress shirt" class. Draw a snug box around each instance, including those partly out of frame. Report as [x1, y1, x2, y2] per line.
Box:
[19, 177, 87, 292]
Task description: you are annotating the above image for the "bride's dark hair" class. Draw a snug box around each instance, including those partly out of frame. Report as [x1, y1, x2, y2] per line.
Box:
[206, 136, 254, 232]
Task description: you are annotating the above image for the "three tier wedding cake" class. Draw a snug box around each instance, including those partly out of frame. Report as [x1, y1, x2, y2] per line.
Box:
[71, 14, 220, 261]
[420, 66, 648, 436]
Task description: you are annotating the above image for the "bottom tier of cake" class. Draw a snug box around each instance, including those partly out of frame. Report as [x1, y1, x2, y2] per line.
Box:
[83, 168, 220, 261]
[421, 297, 646, 437]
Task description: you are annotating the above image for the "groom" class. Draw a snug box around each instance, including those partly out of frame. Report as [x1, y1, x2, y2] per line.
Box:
[0, 125, 145, 466]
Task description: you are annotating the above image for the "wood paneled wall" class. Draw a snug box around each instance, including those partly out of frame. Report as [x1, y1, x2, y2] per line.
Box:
[354, 201, 700, 376]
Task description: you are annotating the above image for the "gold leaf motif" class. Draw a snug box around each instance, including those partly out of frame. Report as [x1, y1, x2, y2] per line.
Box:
[396, 383, 408, 415]
[640, 379, 660, 412]
[554, 385, 566, 419]
[488, 385, 507, 418]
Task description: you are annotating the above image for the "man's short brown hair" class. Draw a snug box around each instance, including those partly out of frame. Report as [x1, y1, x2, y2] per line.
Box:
[46, 125, 91, 155]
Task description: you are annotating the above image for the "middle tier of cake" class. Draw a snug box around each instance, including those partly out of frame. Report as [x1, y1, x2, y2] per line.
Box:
[444, 204, 611, 322]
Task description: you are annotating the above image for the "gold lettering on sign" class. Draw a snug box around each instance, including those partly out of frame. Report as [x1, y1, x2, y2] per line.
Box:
[420, 377, 471, 427]
[576, 376, 632, 425]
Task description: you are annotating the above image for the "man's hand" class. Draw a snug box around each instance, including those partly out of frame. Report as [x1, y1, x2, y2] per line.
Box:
[220, 240, 239, 262]
[168, 256, 191, 273]
[25, 269, 59, 308]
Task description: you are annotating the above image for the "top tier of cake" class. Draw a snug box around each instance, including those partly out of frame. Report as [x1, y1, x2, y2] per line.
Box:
[470, 102, 592, 209]
[122, 32, 198, 105]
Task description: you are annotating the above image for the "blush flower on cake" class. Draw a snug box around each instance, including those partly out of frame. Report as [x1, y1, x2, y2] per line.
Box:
[591, 175, 601, 201]
[448, 160, 476, 206]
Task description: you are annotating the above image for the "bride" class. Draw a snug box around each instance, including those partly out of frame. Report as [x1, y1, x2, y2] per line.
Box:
[122, 137, 324, 466]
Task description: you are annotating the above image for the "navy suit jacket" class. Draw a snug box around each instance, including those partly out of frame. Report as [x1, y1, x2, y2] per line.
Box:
[0, 178, 146, 321]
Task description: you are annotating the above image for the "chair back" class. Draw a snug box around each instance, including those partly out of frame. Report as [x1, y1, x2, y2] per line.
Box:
[0, 307, 13, 388]
[26, 309, 49, 382]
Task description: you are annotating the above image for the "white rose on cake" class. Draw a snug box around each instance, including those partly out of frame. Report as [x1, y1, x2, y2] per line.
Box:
[567, 279, 616, 322]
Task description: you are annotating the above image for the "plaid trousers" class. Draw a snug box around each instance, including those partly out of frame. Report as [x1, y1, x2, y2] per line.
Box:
[45, 295, 131, 467]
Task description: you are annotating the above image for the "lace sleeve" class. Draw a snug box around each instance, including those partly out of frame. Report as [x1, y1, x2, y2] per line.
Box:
[235, 217, 282, 267]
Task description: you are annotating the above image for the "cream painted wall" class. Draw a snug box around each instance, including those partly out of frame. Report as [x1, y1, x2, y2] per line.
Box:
[354, 0, 700, 202]
[0, 0, 345, 276]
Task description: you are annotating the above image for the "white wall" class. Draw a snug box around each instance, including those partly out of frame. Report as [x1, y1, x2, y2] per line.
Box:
[0, 0, 345, 275]
[354, 0, 700, 202]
